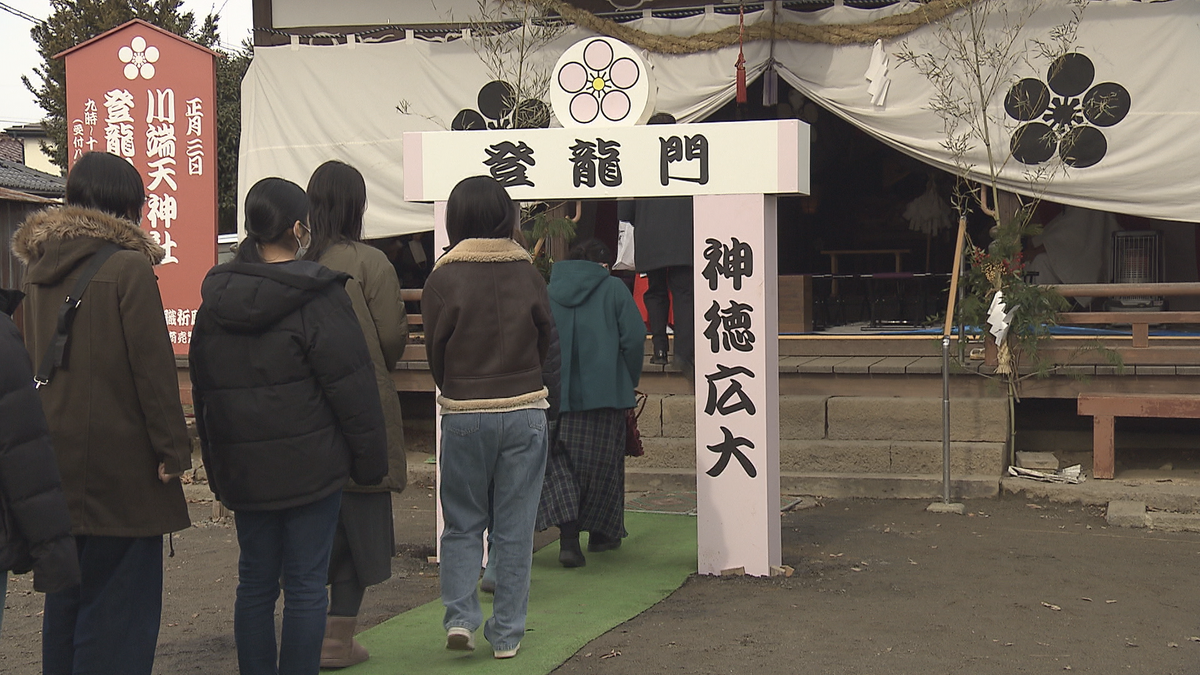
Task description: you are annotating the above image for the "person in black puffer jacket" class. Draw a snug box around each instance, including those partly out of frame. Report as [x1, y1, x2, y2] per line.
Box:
[0, 288, 80, 635]
[188, 178, 386, 675]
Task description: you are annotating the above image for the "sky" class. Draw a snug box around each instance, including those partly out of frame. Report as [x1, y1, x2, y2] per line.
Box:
[0, 0, 254, 127]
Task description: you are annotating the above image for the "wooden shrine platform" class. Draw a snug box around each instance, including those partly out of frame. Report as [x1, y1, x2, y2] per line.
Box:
[174, 281, 1200, 403]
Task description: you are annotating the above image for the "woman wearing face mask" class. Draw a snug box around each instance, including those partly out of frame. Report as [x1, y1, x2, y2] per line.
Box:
[189, 177, 387, 675]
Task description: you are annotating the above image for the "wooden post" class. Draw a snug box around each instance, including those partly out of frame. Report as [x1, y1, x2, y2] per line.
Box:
[1092, 415, 1115, 479]
[693, 194, 781, 578]
[1132, 323, 1150, 348]
[778, 275, 813, 333]
[943, 215, 968, 339]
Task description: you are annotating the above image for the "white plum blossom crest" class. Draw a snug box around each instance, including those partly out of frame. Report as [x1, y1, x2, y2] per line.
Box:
[118, 36, 160, 81]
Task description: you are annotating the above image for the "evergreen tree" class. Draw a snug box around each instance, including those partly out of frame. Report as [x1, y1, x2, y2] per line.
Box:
[214, 41, 251, 233]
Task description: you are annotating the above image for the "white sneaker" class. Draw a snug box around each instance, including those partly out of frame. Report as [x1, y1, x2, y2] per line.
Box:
[493, 643, 521, 659]
[446, 626, 475, 651]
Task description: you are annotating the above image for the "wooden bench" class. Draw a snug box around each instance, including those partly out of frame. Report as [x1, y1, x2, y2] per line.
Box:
[1077, 393, 1200, 479]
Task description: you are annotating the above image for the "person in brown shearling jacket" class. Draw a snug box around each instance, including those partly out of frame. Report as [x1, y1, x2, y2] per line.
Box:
[422, 176, 554, 660]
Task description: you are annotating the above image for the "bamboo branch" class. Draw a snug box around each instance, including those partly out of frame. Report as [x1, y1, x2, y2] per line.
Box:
[943, 214, 969, 338]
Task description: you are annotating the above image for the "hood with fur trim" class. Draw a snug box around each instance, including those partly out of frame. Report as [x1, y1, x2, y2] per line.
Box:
[433, 238, 531, 270]
[12, 206, 165, 285]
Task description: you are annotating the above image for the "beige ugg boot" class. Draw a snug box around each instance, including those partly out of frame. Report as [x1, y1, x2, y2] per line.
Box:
[320, 616, 370, 668]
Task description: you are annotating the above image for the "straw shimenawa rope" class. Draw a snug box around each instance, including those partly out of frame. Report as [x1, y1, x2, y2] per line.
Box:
[534, 0, 975, 53]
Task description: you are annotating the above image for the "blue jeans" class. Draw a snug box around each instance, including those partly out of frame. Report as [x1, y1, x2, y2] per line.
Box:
[440, 409, 547, 651]
[42, 535, 164, 675]
[233, 490, 341, 675]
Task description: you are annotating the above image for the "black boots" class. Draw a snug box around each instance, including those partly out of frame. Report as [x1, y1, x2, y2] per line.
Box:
[650, 349, 668, 365]
[558, 521, 586, 568]
[559, 538, 586, 568]
[556, 521, 585, 566]
[587, 531, 622, 553]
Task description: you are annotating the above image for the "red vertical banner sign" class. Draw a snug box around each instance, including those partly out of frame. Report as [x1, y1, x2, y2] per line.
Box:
[58, 19, 218, 354]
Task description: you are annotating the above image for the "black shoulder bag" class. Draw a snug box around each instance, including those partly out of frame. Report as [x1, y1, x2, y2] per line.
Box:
[34, 244, 121, 389]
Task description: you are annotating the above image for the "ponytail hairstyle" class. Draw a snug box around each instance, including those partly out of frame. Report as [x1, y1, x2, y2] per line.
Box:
[305, 160, 367, 260]
[444, 175, 519, 247]
[237, 177, 310, 263]
[65, 152, 145, 223]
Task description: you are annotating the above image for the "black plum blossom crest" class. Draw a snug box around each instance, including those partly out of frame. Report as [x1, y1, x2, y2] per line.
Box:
[1004, 52, 1130, 168]
[451, 80, 550, 131]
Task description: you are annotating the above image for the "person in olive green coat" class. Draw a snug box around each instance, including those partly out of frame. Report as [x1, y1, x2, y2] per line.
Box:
[306, 160, 408, 668]
[13, 151, 192, 675]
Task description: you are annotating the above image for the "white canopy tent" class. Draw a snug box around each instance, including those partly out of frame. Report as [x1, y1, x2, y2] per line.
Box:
[238, 0, 1200, 238]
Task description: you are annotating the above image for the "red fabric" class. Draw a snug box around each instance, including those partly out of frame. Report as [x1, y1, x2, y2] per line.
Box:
[632, 274, 673, 327]
[735, 5, 747, 104]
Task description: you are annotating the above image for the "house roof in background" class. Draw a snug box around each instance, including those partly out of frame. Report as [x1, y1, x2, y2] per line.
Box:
[3, 123, 48, 139]
[0, 185, 59, 204]
[0, 160, 65, 198]
[0, 134, 22, 163]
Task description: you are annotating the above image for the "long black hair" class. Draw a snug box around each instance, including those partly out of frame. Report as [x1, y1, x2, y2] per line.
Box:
[568, 238, 613, 266]
[237, 178, 309, 263]
[65, 152, 145, 222]
[445, 176, 518, 247]
[306, 160, 367, 260]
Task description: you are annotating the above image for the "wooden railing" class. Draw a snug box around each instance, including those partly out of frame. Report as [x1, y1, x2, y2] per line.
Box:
[1051, 282, 1200, 348]
[404, 282, 1200, 349]
[401, 288, 423, 333]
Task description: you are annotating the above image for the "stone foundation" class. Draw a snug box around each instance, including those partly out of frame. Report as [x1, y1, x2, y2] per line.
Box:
[629, 394, 1009, 478]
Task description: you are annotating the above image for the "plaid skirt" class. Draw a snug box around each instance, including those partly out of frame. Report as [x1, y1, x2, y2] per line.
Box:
[536, 409, 627, 539]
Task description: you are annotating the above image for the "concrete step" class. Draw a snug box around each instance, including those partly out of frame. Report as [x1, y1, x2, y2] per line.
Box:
[404, 451, 999, 501]
[631, 437, 1007, 476]
[406, 451, 1200, 516]
[639, 394, 1009, 444]
[1002, 475, 1200, 514]
[1105, 500, 1200, 532]
[627, 468, 998, 500]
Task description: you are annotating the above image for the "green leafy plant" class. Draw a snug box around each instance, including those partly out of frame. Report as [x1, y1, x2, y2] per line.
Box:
[956, 204, 1069, 399]
[520, 202, 576, 281]
[896, 0, 1129, 472]
[895, 0, 1110, 397]
[214, 41, 252, 233]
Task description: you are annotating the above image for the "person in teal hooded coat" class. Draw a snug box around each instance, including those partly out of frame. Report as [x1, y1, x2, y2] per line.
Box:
[539, 239, 645, 568]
